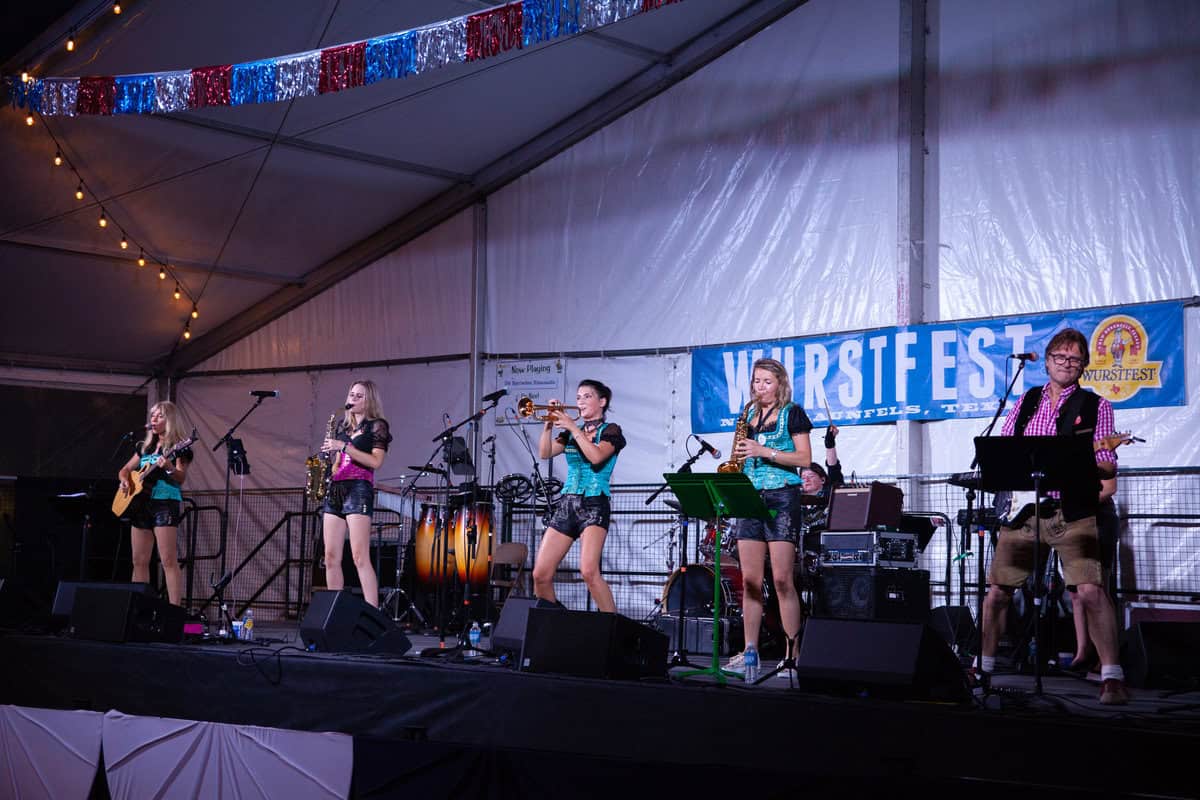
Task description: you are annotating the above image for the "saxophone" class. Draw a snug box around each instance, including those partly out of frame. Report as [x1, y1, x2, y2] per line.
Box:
[717, 400, 756, 474]
[305, 413, 338, 503]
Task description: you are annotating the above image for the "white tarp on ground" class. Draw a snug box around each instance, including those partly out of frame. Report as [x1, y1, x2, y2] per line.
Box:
[102, 711, 352, 800]
[0, 705, 103, 800]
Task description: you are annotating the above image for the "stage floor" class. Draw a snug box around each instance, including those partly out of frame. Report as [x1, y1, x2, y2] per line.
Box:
[4, 620, 1199, 798]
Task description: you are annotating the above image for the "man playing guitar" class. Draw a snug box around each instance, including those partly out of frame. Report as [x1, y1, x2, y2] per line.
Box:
[979, 328, 1130, 705]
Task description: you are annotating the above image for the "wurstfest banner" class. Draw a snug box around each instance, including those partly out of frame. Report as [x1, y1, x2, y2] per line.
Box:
[690, 300, 1186, 433]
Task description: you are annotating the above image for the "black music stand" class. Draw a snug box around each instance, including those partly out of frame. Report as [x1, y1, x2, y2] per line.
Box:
[646, 448, 706, 670]
[664, 472, 771, 685]
[974, 434, 1097, 696]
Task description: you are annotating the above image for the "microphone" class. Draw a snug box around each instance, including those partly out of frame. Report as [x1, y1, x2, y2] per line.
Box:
[344, 403, 353, 410]
[144, 423, 153, 430]
[249, 389, 279, 398]
[1008, 353, 1039, 362]
[694, 435, 721, 459]
[481, 388, 508, 403]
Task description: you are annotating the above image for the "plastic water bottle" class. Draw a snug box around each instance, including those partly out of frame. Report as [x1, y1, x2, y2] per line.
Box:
[242, 609, 254, 642]
[468, 621, 482, 654]
[743, 646, 760, 684]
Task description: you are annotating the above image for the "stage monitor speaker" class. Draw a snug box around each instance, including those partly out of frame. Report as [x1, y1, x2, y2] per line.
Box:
[71, 586, 184, 643]
[53, 581, 153, 626]
[301, 589, 412, 655]
[794, 618, 970, 701]
[929, 605, 978, 661]
[652, 614, 735, 656]
[815, 567, 929, 623]
[826, 482, 903, 532]
[1124, 621, 1200, 690]
[521, 608, 667, 680]
[492, 596, 538, 656]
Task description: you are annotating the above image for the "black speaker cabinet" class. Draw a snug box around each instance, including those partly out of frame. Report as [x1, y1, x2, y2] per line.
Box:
[652, 613, 735, 656]
[794, 618, 970, 701]
[492, 596, 538, 655]
[70, 586, 184, 643]
[826, 482, 904, 532]
[1124, 621, 1200, 689]
[815, 567, 929, 622]
[53, 581, 154, 626]
[521, 608, 668, 679]
[301, 589, 412, 655]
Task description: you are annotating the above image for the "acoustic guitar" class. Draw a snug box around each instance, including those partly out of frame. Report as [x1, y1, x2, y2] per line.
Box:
[112, 430, 199, 517]
[994, 432, 1138, 528]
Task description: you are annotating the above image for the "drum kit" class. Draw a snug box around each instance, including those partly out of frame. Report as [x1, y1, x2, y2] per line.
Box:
[658, 495, 828, 654]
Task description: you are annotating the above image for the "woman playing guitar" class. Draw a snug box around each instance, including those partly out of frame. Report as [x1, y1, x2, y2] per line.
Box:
[117, 401, 194, 606]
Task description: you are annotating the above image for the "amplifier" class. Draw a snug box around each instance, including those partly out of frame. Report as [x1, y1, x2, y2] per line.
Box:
[826, 482, 903, 532]
[821, 530, 918, 568]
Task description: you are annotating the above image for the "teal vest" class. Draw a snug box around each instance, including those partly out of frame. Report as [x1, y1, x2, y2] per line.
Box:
[139, 451, 183, 501]
[562, 422, 619, 496]
[743, 403, 802, 491]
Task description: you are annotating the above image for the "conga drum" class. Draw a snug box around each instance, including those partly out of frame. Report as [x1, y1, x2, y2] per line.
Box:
[413, 503, 454, 586]
[452, 502, 493, 586]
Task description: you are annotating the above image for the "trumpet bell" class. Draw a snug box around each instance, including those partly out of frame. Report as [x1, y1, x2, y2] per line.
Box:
[517, 396, 581, 421]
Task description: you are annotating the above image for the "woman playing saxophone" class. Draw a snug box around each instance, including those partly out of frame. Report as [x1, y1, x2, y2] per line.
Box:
[729, 357, 813, 677]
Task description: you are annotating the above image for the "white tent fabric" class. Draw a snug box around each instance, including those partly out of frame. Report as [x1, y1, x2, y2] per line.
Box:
[0, 705, 103, 800]
[102, 711, 351, 800]
[180, 0, 1197, 491]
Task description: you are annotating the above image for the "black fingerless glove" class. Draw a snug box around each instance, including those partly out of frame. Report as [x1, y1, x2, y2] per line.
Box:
[824, 429, 836, 449]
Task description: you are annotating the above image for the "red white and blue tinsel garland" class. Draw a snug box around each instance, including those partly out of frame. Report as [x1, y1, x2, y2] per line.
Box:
[9, 0, 681, 118]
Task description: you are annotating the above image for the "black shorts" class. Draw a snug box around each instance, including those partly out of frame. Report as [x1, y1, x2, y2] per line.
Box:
[734, 486, 800, 545]
[130, 499, 182, 530]
[323, 479, 375, 518]
[545, 493, 611, 539]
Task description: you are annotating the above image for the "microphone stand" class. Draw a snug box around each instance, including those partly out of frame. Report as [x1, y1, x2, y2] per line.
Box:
[482, 435, 498, 629]
[209, 396, 268, 626]
[428, 398, 500, 654]
[969, 358, 1026, 691]
[646, 447, 706, 669]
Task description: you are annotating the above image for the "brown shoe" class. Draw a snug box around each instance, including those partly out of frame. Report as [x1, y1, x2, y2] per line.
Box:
[1100, 678, 1130, 705]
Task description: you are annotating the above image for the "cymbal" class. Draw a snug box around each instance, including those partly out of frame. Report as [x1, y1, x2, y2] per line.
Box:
[664, 498, 682, 512]
[795, 494, 825, 507]
[408, 465, 447, 476]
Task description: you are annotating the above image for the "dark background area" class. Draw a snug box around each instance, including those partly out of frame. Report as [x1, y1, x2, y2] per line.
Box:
[0, 384, 146, 599]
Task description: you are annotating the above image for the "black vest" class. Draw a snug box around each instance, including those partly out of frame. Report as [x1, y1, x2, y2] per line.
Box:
[1013, 384, 1101, 522]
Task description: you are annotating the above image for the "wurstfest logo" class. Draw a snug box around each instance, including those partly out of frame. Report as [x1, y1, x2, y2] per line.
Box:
[1081, 314, 1163, 402]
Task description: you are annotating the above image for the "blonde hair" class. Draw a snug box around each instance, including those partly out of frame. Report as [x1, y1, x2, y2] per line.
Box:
[141, 401, 186, 453]
[343, 379, 385, 428]
[751, 357, 792, 408]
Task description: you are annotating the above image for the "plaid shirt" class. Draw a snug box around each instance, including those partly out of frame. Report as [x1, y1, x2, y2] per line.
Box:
[1002, 383, 1118, 470]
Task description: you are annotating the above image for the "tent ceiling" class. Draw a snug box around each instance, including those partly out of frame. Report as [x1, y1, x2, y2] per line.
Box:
[1, 0, 805, 376]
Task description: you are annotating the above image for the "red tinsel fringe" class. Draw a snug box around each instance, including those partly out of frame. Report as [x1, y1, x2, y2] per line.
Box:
[467, 2, 523, 62]
[191, 65, 232, 108]
[319, 43, 367, 94]
[77, 77, 116, 115]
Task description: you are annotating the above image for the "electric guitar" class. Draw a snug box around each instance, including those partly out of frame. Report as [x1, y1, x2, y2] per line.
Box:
[994, 433, 1138, 528]
[112, 430, 199, 517]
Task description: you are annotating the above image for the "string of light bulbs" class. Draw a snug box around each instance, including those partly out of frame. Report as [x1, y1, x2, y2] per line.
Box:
[18, 1, 127, 88]
[33, 111, 202, 342]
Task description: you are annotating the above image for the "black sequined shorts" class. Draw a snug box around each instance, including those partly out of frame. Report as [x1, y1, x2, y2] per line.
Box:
[129, 499, 182, 530]
[323, 479, 375, 518]
[545, 493, 611, 539]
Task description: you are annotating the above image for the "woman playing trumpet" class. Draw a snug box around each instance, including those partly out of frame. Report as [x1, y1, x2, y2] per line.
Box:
[320, 380, 392, 607]
[731, 358, 813, 675]
[532, 380, 626, 612]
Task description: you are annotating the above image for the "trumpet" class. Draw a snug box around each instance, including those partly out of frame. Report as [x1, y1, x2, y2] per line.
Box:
[517, 396, 581, 422]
